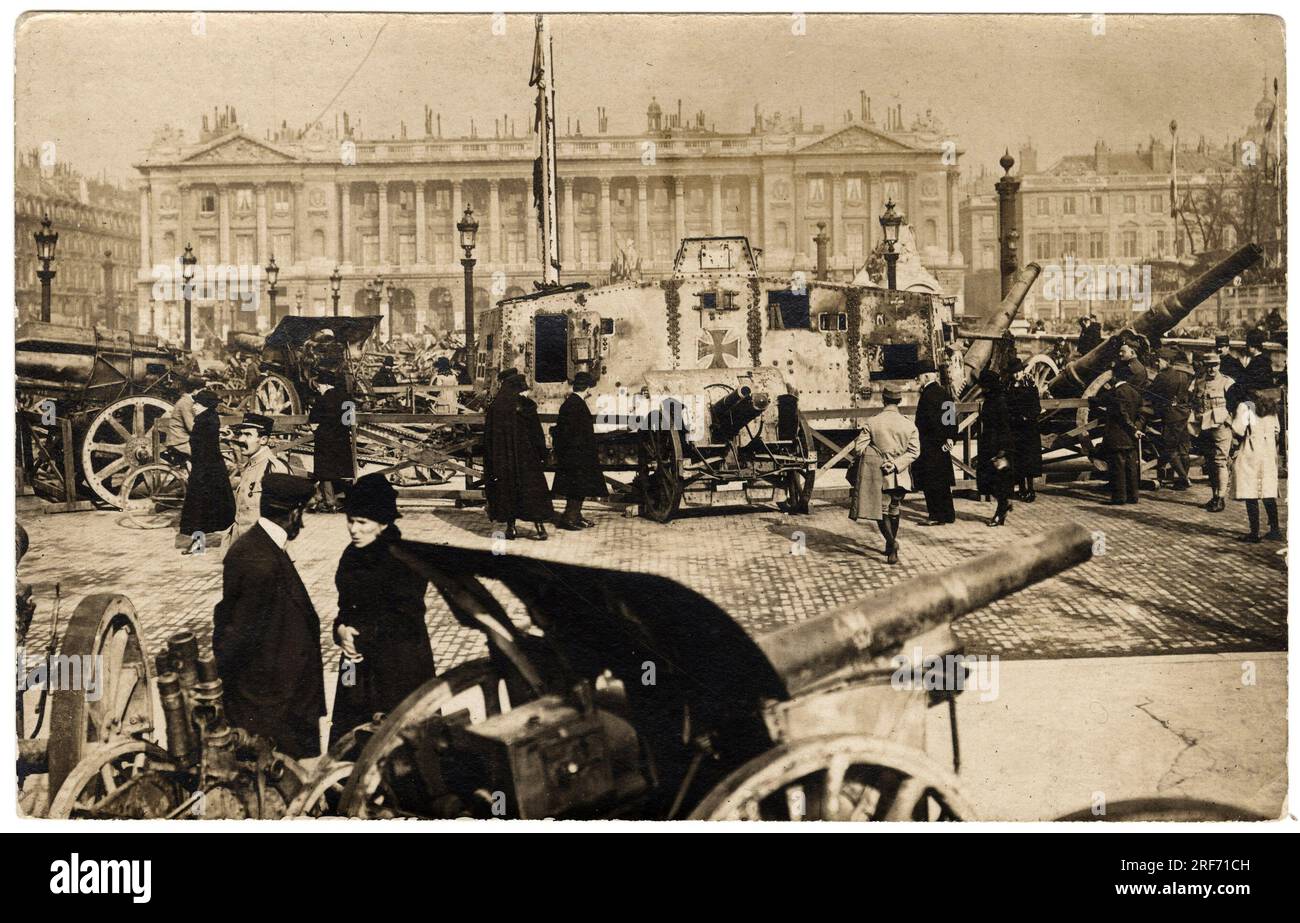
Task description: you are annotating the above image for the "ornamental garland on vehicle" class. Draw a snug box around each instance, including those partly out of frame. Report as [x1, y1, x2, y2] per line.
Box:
[746, 276, 763, 367]
[845, 286, 863, 394]
[662, 278, 682, 367]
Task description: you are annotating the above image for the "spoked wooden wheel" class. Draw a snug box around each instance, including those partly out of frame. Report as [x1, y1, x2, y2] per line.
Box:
[118, 463, 187, 529]
[47, 739, 184, 819]
[47, 594, 158, 800]
[637, 427, 683, 523]
[689, 736, 976, 821]
[79, 396, 173, 506]
[1078, 370, 1113, 471]
[783, 419, 817, 514]
[339, 658, 524, 819]
[254, 372, 301, 416]
[283, 721, 380, 818]
[1024, 353, 1059, 394]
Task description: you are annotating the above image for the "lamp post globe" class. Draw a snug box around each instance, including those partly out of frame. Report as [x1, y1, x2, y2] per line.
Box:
[456, 205, 480, 345]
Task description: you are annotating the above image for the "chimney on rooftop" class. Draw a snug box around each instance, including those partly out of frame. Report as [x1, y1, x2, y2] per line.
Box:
[1094, 139, 1110, 173]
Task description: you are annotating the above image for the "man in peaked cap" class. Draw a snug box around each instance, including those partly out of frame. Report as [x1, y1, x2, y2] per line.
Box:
[1190, 351, 1235, 512]
[212, 473, 326, 758]
[851, 382, 920, 564]
[1148, 346, 1193, 490]
[226, 412, 290, 549]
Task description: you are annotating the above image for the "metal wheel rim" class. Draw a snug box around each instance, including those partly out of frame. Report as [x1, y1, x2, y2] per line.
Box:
[118, 463, 187, 529]
[254, 373, 301, 416]
[689, 735, 977, 822]
[784, 421, 816, 513]
[638, 428, 682, 523]
[47, 739, 181, 819]
[80, 396, 173, 507]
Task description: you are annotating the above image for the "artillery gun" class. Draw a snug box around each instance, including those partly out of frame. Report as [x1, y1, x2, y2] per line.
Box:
[285, 523, 1094, 820]
[15, 321, 190, 507]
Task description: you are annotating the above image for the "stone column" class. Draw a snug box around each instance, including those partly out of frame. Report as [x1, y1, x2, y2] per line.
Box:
[792, 173, 803, 260]
[339, 182, 351, 265]
[255, 184, 268, 262]
[451, 180, 463, 269]
[947, 170, 959, 261]
[562, 177, 576, 266]
[748, 179, 760, 248]
[637, 177, 649, 259]
[831, 173, 844, 258]
[414, 180, 427, 264]
[488, 179, 501, 263]
[177, 182, 191, 261]
[711, 175, 723, 235]
[292, 182, 306, 265]
[217, 186, 231, 264]
[377, 181, 389, 266]
[674, 178, 686, 250]
[599, 178, 612, 264]
[139, 184, 151, 271]
[866, 174, 880, 253]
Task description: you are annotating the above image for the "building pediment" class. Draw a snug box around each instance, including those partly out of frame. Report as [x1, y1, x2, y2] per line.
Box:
[796, 125, 925, 155]
[181, 132, 299, 165]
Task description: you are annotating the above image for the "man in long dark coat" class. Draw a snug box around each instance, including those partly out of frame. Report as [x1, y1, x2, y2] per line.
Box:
[1093, 365, 1145, 504]
[1148, 346, 1193, 490]
[179, 389, 235, 553]
[913, 364, 957, 525]
[1006, 357, 1043, 502]
[976, 369, 1015, 526]
[552, 371, 607, 530]
[484, 370, 554, 540]
[212, 473, 326, 759]
[308, 368, 355, 511]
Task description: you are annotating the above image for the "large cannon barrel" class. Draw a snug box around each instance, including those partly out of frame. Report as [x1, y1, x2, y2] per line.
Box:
[710, 386, 770, 443]
[960, 262, 1042, 389]
[1046, 243, 1264, 398]
[757, 524, 1094, 696]
[16, 321, 174, 394]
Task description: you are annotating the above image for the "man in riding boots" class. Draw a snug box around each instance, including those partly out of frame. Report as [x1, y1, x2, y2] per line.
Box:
[1148, 347, 1193, 490]
[1190, 352, 1235, 512]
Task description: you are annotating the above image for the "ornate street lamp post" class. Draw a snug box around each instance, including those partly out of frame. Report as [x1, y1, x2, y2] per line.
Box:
[813, 222, 830, 281]
[456, 204, 480, 345]
[181, 243, 197, 350]
[879, 198, 903, 291]
[994, 150, 1021, 299]
[329, 266, 342, 316]
[34, 213, 59, 322]
[265, 256, 280, 327]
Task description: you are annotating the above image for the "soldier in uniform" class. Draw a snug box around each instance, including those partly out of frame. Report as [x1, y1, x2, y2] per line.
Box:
[1190, 353, 1235, 512]
[212, 473, 326, 759]
[850, 383, 920, 565]
[1093, 364, 1145, 504]
[161, 373, 203, 466]
[227, 412, 289, 548]
[552, 371, 606, 530]
[912, 363, 957, 525]
[1148, 347, 1193, 490]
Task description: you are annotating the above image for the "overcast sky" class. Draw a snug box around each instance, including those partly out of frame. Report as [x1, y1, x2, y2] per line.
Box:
[15, 12, 1285, 187]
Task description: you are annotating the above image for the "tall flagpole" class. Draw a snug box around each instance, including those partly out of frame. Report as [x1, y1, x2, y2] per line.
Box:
[531, 14, 561, 285]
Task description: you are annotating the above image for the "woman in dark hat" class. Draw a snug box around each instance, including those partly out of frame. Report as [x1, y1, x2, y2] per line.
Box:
[178, 389, 236, 553]
[1006, 357, 1043, 502]
[552, 371, 606, 529]
[308, 368, 355, 512]
[975, 369, 1015, 526]
[483, 371, 553, 539]
[328, 472, 437, 745]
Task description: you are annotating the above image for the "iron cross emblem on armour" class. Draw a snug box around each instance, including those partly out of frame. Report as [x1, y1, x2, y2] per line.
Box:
[698, 329, 740, 368]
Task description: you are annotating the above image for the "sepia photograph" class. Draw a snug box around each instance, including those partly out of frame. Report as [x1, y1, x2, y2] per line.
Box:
[6, 6, 1292, 847]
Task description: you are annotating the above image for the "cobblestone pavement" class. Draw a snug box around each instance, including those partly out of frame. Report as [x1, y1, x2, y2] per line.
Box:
[16, 478, 1288, 675]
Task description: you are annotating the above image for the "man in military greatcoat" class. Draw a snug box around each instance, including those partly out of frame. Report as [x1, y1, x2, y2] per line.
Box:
[1148, 347, 1193, 490]
[552, 371, 607, 530]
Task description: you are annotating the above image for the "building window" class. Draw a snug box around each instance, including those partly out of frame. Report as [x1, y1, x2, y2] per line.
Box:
[398, 188, 414, 214]
[1034, 234, 1052, 260]
[434, 232, 452, 265]
[774, 221, 789, 249]
[272, 232, 292, 263]
[846, 223, 865, 261]
[1089, 195, 1103, 215]
[689, 188, 706, 211]
[807, 178, 826, 204]
[579, 230, 598, 264]
[1062, 233, 1078, 257]
[845, 177, 863, 204]
[1150, 194, 1163, 213]
[363, 192, 378, 215]
[581, 191, 596, 212]
[506, 231, 525, 264]
[981, 214, 994, 232]
[234, 188, 253, 213]
[1037, 198, 1050, 216]
[1121, 230, 1138, 258]
[653, 186, 669, 209]
[397, 233, 415, 265]
[1152, 229, 1167, 257]
[923, 219, 938, 250]
[433, 188, 449, 211]
[616, 187, 633, 210]
[980, 242, 994, 270]
[235, 234, 254, 265]
[312, 229, 326, 259]
[1062, 197, 1077, 215]
[200, 192, 217, 215]
[272, 186, 291, 217]
[198, 235, 218, 266]
[361, 234, 378, 265]
[1088, 232, 1105, 259]
[1123, 195, 1136, 214]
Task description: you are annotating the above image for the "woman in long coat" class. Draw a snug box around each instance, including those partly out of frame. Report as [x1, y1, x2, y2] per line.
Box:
[1230, 393, 1283, 542]
[328, 473, 437, 746]
[1006, 358, 1043, 502]
[308, 369, 355, 511]
[484, 372, 554, 539]
[552, 371, 607, 529]
[975, 369, 1015, 527]
[179, 389, 235, 553]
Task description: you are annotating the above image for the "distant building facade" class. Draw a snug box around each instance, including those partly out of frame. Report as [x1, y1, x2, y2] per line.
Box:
[15, 149, 139, 327]
[957, 192, 1000, 319]
[133, 98, 966, 343]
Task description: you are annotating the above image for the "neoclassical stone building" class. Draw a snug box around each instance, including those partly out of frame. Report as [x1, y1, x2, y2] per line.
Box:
[133, 100, 965, 343]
